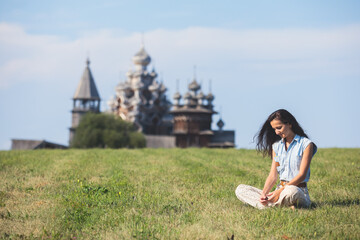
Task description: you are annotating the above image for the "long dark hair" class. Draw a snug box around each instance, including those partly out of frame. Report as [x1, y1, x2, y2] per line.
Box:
[255, 109, 308, 158]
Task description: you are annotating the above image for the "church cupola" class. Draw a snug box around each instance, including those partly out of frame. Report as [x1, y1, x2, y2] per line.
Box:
[197, 91, 205, 106]
[183, 92, 192, 106]
[132, 46, 151, 71]
[173, 92, 182, 107]
[217, 118, 224, 131]
[206, 92, 214, 109]
[188, 79, 201, 94]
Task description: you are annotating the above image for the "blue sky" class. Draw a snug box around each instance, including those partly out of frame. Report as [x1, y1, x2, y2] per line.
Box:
[1, 0, 360, 149]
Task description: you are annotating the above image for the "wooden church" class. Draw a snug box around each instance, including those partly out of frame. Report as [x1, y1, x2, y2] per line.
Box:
[69, 46, 235, 148]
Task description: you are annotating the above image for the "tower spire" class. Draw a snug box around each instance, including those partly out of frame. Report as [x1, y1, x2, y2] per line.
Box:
[141, 32, 145, 48]
[160, 72, 164, 83]
[73, 58, 100, 100]
[86, 50, 90, 63]
[209, 79, 212, 93]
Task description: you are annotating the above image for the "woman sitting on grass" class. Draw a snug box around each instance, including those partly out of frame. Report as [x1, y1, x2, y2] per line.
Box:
[235, 109, 317, 209]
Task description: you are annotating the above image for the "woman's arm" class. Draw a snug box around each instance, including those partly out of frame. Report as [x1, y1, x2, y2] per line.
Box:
[260, 151, 278, 205]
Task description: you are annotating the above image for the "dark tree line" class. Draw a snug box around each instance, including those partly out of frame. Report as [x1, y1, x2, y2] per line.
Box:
[71, 113, 146, 148]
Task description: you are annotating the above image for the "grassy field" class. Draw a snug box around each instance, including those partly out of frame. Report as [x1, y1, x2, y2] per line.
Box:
[0, 148, 359, 239]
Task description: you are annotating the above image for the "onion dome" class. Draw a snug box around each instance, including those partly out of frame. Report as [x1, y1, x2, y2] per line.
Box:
[217, 118, 224, 130]
[129, 97, 141, 106]
[173, 92, 181, 100]
[116, 82, 131, 91]
[206, 92, 214, 101]
[184, 92, 192, 99]
[149, 81, 160, 91]
[134, 81, 144, 89]
[132, 46, 151, 67]
[159, 83, 167, 93]
[188, 79, 200, 92]
[197, 91, 205, 99]
[126, 70, 133, 78]
[150, 69, 157, 78]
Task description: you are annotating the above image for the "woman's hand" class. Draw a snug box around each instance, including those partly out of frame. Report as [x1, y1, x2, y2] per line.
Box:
[268, 188, 283, 203]
[259, 192, 270, 205]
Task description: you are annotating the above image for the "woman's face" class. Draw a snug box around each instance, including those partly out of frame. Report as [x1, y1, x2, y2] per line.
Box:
[270, 119, 294, 139]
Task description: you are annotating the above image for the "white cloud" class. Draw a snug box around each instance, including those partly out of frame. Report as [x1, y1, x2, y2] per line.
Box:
[0, 22, 359, 90]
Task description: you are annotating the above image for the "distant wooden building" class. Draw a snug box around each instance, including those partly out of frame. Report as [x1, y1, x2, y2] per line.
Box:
[171, 79, 235, 148]
[107, 46, 172, 135]
[68, 49, 234, 149]
[11, 139, 68, 150]
[69, 59, 101, 144]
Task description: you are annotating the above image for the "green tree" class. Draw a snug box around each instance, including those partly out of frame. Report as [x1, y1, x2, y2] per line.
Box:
[71, 113, 146, 148]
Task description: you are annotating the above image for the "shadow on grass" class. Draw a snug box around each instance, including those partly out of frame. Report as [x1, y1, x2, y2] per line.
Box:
[311, 199, 360, 208]
[309, 202, 318, 209]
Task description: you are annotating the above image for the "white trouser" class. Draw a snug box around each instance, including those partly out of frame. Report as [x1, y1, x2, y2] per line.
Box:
[235, 184, 311, 210]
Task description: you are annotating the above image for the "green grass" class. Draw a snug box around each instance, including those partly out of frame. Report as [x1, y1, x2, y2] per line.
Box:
[0, 148, 359, 239]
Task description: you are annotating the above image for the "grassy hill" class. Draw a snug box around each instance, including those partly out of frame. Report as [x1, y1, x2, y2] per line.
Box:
[0, 148, 359, 239]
